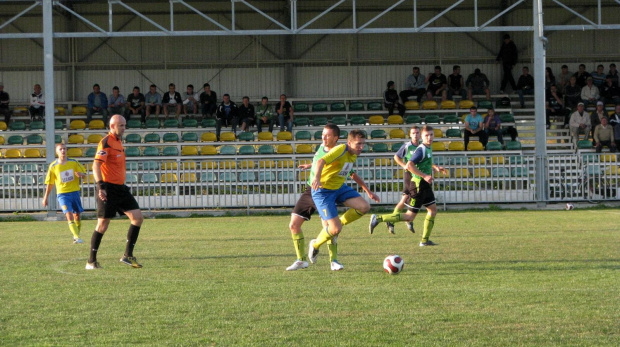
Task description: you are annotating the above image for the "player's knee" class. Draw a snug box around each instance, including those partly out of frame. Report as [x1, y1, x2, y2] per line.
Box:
[358, 202, 371, 215]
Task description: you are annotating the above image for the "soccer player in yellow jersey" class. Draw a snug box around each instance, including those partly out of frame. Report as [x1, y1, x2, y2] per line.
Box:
[307, 130, 380, 270]
[42, 143, 87, 244]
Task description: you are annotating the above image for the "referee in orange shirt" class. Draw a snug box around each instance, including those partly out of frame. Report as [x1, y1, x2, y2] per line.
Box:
[86, 114, 144, 270]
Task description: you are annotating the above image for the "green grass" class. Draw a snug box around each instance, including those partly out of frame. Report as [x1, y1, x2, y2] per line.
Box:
[1, 210, 618, 346]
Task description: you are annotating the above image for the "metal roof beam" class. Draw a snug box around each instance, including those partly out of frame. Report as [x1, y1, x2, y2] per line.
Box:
[0, 1, 40, 31]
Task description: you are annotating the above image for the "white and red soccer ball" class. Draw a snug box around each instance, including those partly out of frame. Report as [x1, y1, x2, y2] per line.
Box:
[383, 255, 404, 275]
[565, 203, 574, 211]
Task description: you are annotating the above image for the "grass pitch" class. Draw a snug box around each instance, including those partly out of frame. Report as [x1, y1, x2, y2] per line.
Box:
[0, 209, 618, 346]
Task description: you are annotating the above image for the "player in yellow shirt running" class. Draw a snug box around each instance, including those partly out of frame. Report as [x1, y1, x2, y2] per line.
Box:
[42, 143, 87, 244]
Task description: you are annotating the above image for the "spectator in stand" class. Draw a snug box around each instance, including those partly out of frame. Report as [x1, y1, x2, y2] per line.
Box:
[124, 86, 145, 122]
[496, 34, 518, 93]
[384, 81, 405, 117]
[215, 93, 239, 141]
[464, 106, 488, 150]
[199, 83, 217, 117]
[516, 66, 534, 108]
[29, 83, 45, 121]
[593, 116, 616, 152]
[107, 86, 125, 117]
[590, 64, 606, 88]
[145, 84, 161, 119]
[573, 64, 590, 88]
[546, 84, 570, 129]
[466, 68, 491, 100]
[399, 66, 426, 103]
[0, 82, 11, 123]
[86, 83, 108, 123]
[545, 67, 556, 93]
[425, 66, 448, 101]
[581, 77, 600, 107]
[275, 94, 294, 132]
[565, 76, 582, 109]
[557, 65, 572, 94]
[182, 84, 199, 116]
[569, 102, 591, 143]
[590, 101, 607, 139]
[484, 108, 503, 145]
[256, 97, 275, 133]
[600, 75, 620, 105]
[447, 65, 467, 100]
[162, 83, 182, 118]
[608, 104, 620, 149]
[608, 63, 619, 87]
[238, 96, 255, 133]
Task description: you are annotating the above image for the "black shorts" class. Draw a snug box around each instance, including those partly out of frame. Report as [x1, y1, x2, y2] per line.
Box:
[404, 179, 436, 212]
[402, 170, 413, 194]
[96, 183, 140, 219]
[291, 186, 316, 221]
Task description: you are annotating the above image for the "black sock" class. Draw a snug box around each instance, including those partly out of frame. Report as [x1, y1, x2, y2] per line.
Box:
[124, 224, 141, 257]
[89, 231, 104, 263]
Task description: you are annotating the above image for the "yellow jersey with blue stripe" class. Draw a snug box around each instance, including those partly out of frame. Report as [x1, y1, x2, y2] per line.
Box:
[44, 158, 86, 194]
[318, 144, 356, 190]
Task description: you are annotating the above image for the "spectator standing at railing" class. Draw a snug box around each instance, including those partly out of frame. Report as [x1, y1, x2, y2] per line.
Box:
[199, 83, 217, 117]
[384, 81, 405, 117]
[0, 82, 10, 123]
[569, 102, 591, 144]
[608, 104, 620, 150]
[144, 84, 162, 119]
[256, 96, 275, 133]
[107, 86, 125, 118]
[464, 106, 488, 150]
[125, 86, 145, 122]
[593, 116, 617, 153]
[215, 93, 239, 141]
[29, 83, 45, 121]
[86, 83, 108, 123]
[42, 143, 87, 245]
[275, 94, 294, 132]
[400, 66, 426, 103]
[238, 96, 255, 133]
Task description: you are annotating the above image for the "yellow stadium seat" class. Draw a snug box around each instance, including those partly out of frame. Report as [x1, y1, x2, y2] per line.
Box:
[491, 156, 505, 164]
[258, 132, 274, 141]
[161, 161, 178, 170]
[433, 129, 443, 138]
[181, 146, 198, 156]
[605, 166, 619, 175]
[72, 106, 87, 115]
[84, 162, 94, 171]
[461, 114, 468, 123]
[277, 144, 294, 154]
[161, 173, 178, 183]
[68, 134, 84, 144]
[448, 142, 464, 151]
[0, 136, 5, 145]
[87, 134, 103, 144]
[387, 115, 404, 124]
[473, 168, 489, 178]
[431, 142, 446, 151]
[219, 160, 237, 169]
[394, 170, 404, 179]
[601, 154, 617, 162]
[295, 144, 313, 154]
[299, 171, 310, 181]
[470, 156, 486, 165]
[24, 148, 42, 158]
[374, 158, 391, 166]
[467, 141, 484, 151]
[238, 160, 256, 169]
[0, 121, 7, 131]
[297, 159, 312, 166]
[67, 148, 83, 157]
[200, 145, 217, 155]
[389, 129, 406, 139]
[181, 161, 197, 170]
[201, 132, 217, 142]
[422, 100, 438, 110]
[404, 101, 419, 110]
[13, 106, 28, 114]
[277, 160, 295, 168]
[435, 169, 450, 178]
[454, 168, 470, 178]
[459, 100, 475, 109]
[220, 132, 236, 141]
[258, 160, 275, 168]
[5, 149, 22, 158]
[180, 173, 197, 183]
[88, 120, 105, 130]
[201, 160, 217, 169]
[69, 120, 86, 130]
[368, 115, 385, 125]
[440, 100, 456, 109]
[55, 106, 66, 115]
[277, 131, 293, 141]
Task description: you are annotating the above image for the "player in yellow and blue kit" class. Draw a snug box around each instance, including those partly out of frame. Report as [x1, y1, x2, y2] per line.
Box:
[307, 130, 380, 270]
[42, 143, 87, 244]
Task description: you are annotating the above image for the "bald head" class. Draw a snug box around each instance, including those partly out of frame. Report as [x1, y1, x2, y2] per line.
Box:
[109, 114, 126, 137]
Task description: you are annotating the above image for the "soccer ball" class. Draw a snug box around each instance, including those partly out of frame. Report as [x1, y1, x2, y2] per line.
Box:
[565, 203, 574, 210]
[383, 255, 404, 275]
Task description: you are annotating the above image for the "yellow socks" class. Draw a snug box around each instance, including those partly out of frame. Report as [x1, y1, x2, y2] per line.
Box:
[422, 215, 435, 242]
[292, 232, 306, 261]
[340, 209, 364, 225]
[313, 228, 334, 249]
[75, 219, 82, 233]
[68, 222, 80, 239]
[327, 236, 338, 262]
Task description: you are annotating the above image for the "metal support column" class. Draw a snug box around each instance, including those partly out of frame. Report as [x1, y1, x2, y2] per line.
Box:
[533, 0, 548, 206]
[43, 0, 57, 214]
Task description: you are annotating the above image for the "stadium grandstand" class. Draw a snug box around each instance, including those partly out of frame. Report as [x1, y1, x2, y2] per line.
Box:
[0, 0, 619, 213]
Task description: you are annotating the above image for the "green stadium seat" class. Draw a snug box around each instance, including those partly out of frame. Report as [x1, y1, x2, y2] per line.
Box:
[391, 142, 403, 152]
[277, 171, 296, 181]
[331, 102, 346, 111]
[145, 119, 160, 128]
[163, 133, 179, 143]
[370, 129, 387, 139]
[0, 176, 15, 186]
[220, 172, 237, 182]
[10, 121, 26, 131]
[238, 145, 255, 155]
[492, 167, 510, 177]
[202, 118, 216, 127]
[445, 129, 461, 138]
[313, 117, 328, 126]
[26, 134, 43, 145]
[294, 117, 310, 126]
[20, 163, 39, 172]
[372, 143, 389, 152]
[200, 172, 217, 182]
[486, 141, 503, 151]
[55, 134, 62, 144]
[8, 135, 23, 145]
[162, 146, 179, 156]
[143, 147, 160, 156]
[142, 161, 159, 170]
[164, 119, 180, 128]
[293, 103, 309, 112]
[424, 114, 440, 124]
[126, 174, 139, 184]
[219, 145, 236, 155]
[367, 102, 382, 111]
[29, 121, 45, 130]
[141, 173, 158, 183]
[443, 114, 459, 123]
[339, 130, 348, 139]
[314, 131, 323, 140]
[237, 132, 255, 141]
[357, 158, 372, 166]
[85, 147, 97, 157]
[312, 103, 328, 112]
[434, 156, 447, 165]
[295, 130, 312, 141]
[144, 133, 160, 143]
[405, 115, 422, 124]
[239, 172, 256, 182]
[54, 120, 64, 130]
[375, 169, 392, 180]
[582, 153, 598, 163]
[349, 102, 364, 111]
[182, 118, 198, 128]
[125, 147, 141, 157]
[127, 119, 142, 129]
[356, 169, 374, 180]
[477, 100, 493, 109]
[509, 156, 523, 164]
[2, 163, 20, 172]
[505, 140, 522, 150]
[258, 145, 274, 155]
[331, 116, 347, 125]
[511, 167, 528, 177]
[182, 132, 198, 142]
[258, 172, 275, 182]
[126, 161, 139, 171]
[450, 156, 468, 165]
[499, 113, 515, 123]
[349, 116, 366, 125]
[125, 133, 142, 143]
[577, 140, 593, 149]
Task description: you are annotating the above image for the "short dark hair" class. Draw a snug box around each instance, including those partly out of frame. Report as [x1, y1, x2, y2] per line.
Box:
[112, 86, 119, 91]
[434, 65, 441, 70]
[93, 84, 100, 88]
[203, 83, 210, 88]
[387, 81, 395, 88]
[579, 64, 586, 68]
[133, 86, 140, 91]
[150, 84, 156, 88]
[598, 64, 604, 69]
[262, 96, 268, 100]
[280, 94, 287, 98]
[348, 129, 366, 140]
[453, 65, 460, 71]
[561, 65, 568, 69]
[413, 66, 420, 71]
[409, 125, 420, 133]
[169, 83, 175, 87]
[421, 125, 434, 133]
[610, 63, 616, 68]
[324, 123, 340, 137]
[187, 84, 194, 89]
[223, 93, 230, 97]
[242, 96, 249, 100]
